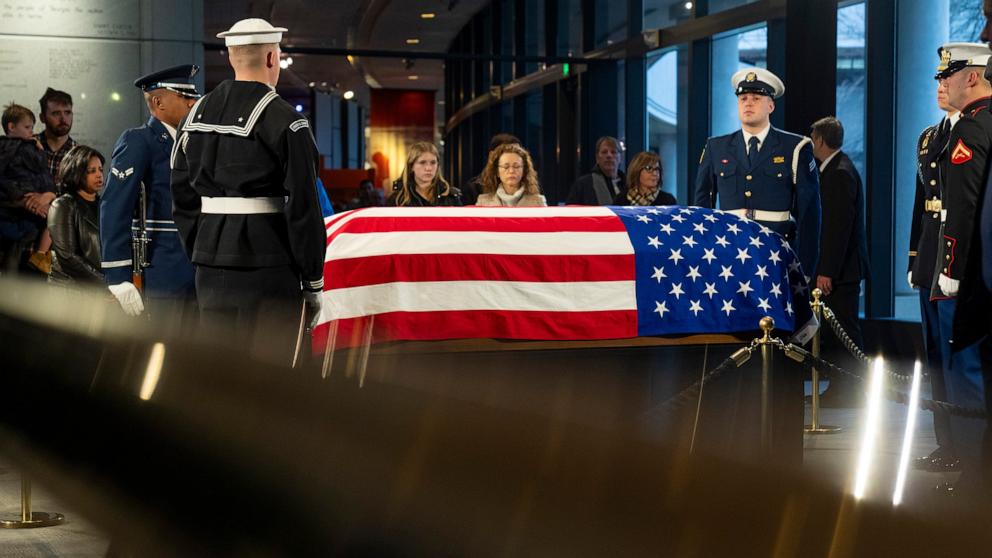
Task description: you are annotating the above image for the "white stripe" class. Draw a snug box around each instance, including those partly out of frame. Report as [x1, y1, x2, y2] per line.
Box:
[320, 280, 636, 321]
[325, 206, 618, 238]
[326, 231, 634, 261]
[132, 227, 179, 232]
[182, 91, 279, 137]
[102, 259, 132, 268]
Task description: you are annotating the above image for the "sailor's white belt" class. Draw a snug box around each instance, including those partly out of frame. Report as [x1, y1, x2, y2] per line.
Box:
[201, 196, 285, 214]
[726, 208, 791, 222]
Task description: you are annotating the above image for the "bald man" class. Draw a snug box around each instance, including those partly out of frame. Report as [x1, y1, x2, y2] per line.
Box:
[170, 19, 325, 363]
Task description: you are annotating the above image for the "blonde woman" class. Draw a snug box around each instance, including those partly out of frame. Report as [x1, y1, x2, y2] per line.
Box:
[387, 141, 462, 207]
[476, 143, 546, 207]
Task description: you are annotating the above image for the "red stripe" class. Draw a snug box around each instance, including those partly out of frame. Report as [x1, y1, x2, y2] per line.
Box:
[311, 309, 638, 350]
[326, 214, 625, 245]
[323, 253, 635, 288]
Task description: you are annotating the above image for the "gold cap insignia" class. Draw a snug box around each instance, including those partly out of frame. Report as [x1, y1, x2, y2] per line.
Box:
[938, 48, 951, 72]
[746, 72, 757, 82]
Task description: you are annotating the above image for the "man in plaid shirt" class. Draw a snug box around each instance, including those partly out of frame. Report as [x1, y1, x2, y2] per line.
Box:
[35, 87, 76, 191]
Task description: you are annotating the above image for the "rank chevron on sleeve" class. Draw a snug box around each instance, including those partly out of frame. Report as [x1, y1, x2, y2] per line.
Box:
[951, 139, 973, 165]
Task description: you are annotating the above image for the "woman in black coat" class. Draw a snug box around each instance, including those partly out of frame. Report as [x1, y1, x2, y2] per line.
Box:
[47, 145, 105, 286]
[614, 151, 677, 206]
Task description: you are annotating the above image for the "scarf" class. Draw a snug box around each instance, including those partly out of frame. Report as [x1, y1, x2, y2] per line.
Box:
[495, 185, 526, 206]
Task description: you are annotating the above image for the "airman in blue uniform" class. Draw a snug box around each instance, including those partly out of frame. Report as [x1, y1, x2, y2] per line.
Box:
[693, 67, 821, 277]
[100, 65, 200, 324]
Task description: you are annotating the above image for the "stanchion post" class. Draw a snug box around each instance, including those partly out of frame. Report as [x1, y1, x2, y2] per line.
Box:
[758, 317, 775, 455]
[0, 476, 65, 529]
[805, 288, 841, 434]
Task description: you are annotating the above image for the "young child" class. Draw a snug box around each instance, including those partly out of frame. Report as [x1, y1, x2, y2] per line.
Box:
[0, 103, 56, 274]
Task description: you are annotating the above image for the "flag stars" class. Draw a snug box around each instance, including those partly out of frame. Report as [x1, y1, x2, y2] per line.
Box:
[757, 297, 772, 312]
[748, 236, 764, 248]
[702, 248, 717, 264]
[671, 214, 686, 223]
[737, 280, 754, 296]
[715, 235, 730, 248]
[768, 250, 782, 264]
[636, 214, 652, 224]
[770, 283, 783, 297]
[669, 248, 684, 264]
[660, 222, 675, 235]
[719, 265, 734, 281]
[786, 301, 794, 316]
[689, 299, 704, 316]
[646, 208, 660, 215]
[721, 299, 736, 316]
[682, 235, 698, 248]
[726, 223, 742, 235]
[669, 282, 685, 299]
[703, 213, 719, 223]
[693, 222, 708, 234]
[647, 236, 662, 249]
[788, 260, 801, 273]
[654, 300, 670, 318]
[651, 266, 667, 283]
[687, 265, 702, 282]
[755, 265, 769, 280]
[735, 248, 752, 264]
[759, 225, 773, 236]
[679, 208, 695, 214]
[703, 282, 719, 299]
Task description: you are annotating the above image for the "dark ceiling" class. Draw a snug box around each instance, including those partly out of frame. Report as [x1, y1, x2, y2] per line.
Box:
[203, 0, 490, 107]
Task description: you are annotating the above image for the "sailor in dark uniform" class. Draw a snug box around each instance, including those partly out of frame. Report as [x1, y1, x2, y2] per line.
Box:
[693, 67, 821, 278]
[101, 65, 200, 327]
[909, 75, 960, 471]
[931, 42, 992, 494]
[170, 18, 325, 362]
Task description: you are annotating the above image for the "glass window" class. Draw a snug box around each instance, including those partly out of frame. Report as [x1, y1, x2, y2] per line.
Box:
[594, 0, 627, 47]
[523, 0, 545, 75]
[558, 0, 583, 56]
[710, 24, 767, 136]
[644, 0, 761, 29]
[837, 2, 865, 181]
[647, 47, 684, 202]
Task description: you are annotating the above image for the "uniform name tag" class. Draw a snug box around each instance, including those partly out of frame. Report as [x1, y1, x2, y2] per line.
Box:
[773, 156, 785, 164]
[951, 139, 973, 165]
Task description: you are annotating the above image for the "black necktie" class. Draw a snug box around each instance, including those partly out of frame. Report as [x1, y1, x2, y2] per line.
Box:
[748, 136, 760, 168]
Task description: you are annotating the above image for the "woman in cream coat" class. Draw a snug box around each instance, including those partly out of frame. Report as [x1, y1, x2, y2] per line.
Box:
[475, 143, 546, 207]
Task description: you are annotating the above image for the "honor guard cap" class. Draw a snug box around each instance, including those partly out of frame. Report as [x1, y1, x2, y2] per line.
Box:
[935, 42, 992, 80]
[731, 68, 785, 99]
[133, 64, 201, 98]
[217, 18, 288, 46]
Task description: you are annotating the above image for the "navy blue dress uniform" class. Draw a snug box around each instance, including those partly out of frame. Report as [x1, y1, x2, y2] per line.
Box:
[101, 65, 199, 319]
[171, 19, 326, 362]
[693, 68, 821, 277]
[910, 111, 959, 467]
[931, 42, 992, 483]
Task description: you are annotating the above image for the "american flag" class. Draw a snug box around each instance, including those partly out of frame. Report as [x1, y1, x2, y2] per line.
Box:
[313, 206, 810, 349]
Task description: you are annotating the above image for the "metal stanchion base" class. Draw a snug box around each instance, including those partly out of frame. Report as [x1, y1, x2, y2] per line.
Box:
[804, 424, 842, 434]
[0, 511, 65, 529]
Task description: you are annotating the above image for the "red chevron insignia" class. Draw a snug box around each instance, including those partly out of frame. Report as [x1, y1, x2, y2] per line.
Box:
[951, 139, 973, 165]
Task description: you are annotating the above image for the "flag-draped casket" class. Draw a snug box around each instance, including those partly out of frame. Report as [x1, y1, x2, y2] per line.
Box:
[314, 206, 810, 349]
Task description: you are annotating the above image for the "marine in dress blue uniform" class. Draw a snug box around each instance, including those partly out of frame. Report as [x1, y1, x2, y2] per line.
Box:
[908, 74, 960, 470]
[101, 65, 200, 322]
[930, 42, 992, 494]
[693, 68, 821, 278]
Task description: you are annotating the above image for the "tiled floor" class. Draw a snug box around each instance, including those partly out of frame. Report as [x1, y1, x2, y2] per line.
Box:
[0, 385, 969, 556]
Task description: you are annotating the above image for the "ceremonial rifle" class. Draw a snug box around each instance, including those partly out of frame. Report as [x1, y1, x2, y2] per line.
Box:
[131, 182, 151, 292]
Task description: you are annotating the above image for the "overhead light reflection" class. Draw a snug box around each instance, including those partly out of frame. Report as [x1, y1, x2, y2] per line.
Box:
[892, 361, 923, 506]
[853, 356, 886, 500]
[139, 342, 166, 401]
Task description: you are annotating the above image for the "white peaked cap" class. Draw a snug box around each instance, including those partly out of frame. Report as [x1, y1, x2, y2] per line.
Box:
[217, 18, 288, 47]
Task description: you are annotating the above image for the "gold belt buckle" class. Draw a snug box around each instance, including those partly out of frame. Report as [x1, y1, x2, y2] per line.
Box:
[925, 199, 942, 212]
[745, 208, 755, 219]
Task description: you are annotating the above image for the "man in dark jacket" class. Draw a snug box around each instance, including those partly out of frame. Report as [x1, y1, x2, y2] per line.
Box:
[0, 103, 55, 274]
[810, 116, 869, 407]
[567, 136, 626, 205]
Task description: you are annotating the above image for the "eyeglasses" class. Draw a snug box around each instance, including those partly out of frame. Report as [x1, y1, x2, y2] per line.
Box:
[498, 164, 524, 171]
[642, 165, 661, 172]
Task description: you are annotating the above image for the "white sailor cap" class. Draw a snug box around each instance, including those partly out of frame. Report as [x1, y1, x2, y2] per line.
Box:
[935, 42, 992, 80]
[731, 67, 785, 99]
[216, 18, 288, 47]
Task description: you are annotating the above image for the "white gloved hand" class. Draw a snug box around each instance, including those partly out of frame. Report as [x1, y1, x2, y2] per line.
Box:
[907, 271, 915, 289]
[303, 290, 322, 329]
[938, 273, 960, 297]
[109, 282, 145, 317]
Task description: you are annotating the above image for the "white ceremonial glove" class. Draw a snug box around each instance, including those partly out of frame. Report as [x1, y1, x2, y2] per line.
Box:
[907, 271, 915, 290]
[109, 282, 145, 317]
[303, 290, 323, 329]
[938, 273, 960, 297]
